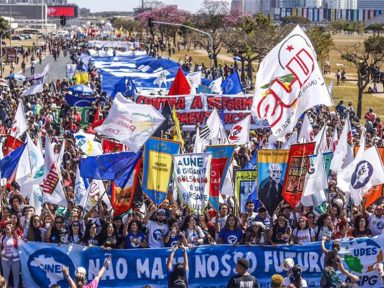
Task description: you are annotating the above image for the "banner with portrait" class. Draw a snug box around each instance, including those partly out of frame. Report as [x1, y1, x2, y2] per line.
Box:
[235, 170, 258, 213]
[282, 143, 316, 208]
[173, 153, 211, 214]
[257, 149, 289, 216]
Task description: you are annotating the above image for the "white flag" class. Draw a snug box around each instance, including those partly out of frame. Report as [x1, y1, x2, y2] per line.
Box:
[356, 129, 366, 159]
[17, 134, 46, 197]
[56, 140, 66, 172]
[40, 134, 67, 207]
[95, 93, 165, 152]
[74, 166, 88, 208]
[228, 115, 250, 145]
[153, 71, 168, 88]
[66, 64, 76, 79]
[29, 186, 43, 215]
[23, 78, 44, 96]
[252, 25, 332, 137]
[11, 101, 28, 139]
[173, 153, 211, 213]
[193, 128, 209, 153]
[301, 153, 327, 207]
[330, 127, 338, 152]
[84, 180, 112, 211]
[330, 117, 354, 173]
[282, 131, 298, 149]
[298, 114, 312, 143]
[337, 146, 384, 205]
[74, 130, 102, 156]
[209, 77, 223, 94]
[314, 125, 328, 154]
[200, 108, 227, 144]
[186, 71, 202, 93]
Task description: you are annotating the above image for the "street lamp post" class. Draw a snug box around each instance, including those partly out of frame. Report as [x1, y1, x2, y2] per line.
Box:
[151, 20, 214, 68]
[0, 25, 28, 78]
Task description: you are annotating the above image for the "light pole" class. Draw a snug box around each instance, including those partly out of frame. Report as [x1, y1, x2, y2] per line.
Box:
[0, 25, 28, 78]
[151, 20, 214, 68]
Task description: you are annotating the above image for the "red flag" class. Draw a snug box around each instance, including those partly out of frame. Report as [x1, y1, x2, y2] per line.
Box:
[112, 158, 142, 216]
[102, 138, 124, 154]
[87, 105, 104, 134]
[282, 143, 316, 208]
[168, 68, 191, 96]
[4, 135, 24, 156]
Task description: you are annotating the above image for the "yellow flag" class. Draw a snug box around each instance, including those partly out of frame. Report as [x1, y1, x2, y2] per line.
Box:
[172, 106, 184, 149]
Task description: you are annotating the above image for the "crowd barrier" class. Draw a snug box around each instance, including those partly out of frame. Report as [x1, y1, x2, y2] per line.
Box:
[19, 235, 384, 287]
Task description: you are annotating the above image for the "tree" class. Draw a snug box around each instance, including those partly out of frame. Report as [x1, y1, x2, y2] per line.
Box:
[193, 0, 239, 67]
[281, 16, 310, 25]
[137, 6, 189, 45]
[306, 26, 334, 69]
[341, 36, 384, 118]
[0, 17, 10, 37]
[223, 13, 287, 81]
[365, 24, 384, 36]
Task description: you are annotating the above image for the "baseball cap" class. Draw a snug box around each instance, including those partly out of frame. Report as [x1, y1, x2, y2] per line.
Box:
[76, 267, 86, 275]
[157, 209, 166, 215]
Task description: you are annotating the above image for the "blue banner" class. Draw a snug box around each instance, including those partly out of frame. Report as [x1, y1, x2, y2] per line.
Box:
[142, 138, 180, 205]
[20, 236, 384, 288]
[65, 94, 97, 107]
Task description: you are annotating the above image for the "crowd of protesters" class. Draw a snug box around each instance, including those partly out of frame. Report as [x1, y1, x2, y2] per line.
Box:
[0, 31, 381, 288]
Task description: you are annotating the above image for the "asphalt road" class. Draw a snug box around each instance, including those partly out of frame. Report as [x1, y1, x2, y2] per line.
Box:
[24, 51, 73, 82]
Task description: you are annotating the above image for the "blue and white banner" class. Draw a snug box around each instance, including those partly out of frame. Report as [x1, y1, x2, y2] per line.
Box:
[20, 236, 384, 288]
[65, 94, 97, 107]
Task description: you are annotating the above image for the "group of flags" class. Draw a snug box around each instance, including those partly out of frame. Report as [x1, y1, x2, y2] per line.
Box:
[1, 24, 383, 219]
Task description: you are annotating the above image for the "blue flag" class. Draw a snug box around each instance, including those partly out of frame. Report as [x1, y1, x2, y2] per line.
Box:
[0, 143, 26, 178]
[65, 94, 97, 107]
[111, 77, 137, 99]
[221, 72, 242, 94]
[80, 152, 141, 181]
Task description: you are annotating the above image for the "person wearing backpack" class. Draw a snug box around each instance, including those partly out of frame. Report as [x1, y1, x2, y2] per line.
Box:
[292, 216, 315, 244]
[167, 244, 189, 288]
[0, 223, 20, 288]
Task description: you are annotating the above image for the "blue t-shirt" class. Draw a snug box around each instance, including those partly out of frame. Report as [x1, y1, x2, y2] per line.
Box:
[219, 229, 244, 244]
[165, 233, 182, 247]
[124, 231, 146, 249]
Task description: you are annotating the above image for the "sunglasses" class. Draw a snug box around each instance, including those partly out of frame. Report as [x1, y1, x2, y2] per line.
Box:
[72, 224, 79, 227]
[55, 221, 63, 224]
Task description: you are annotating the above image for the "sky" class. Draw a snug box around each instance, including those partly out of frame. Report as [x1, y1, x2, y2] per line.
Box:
[71, 0, 209, 13]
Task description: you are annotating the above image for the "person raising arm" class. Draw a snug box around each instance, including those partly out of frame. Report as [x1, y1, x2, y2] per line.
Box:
[62, 256, 111, 288]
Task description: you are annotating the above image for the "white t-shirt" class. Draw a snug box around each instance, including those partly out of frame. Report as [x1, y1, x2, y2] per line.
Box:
[1, 235, 19, 261]
[369, 214, 384, 236]
[293, 228, 314, 244]
[146, 220, 169, 248]
[283, 277, 308, 287]
[314, 226, 332, 241]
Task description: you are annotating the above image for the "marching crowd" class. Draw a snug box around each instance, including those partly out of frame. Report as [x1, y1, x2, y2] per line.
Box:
[0, 33, 381, 288]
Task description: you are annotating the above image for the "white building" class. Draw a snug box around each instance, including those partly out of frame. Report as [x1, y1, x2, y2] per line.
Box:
[326, 0, 357, 9]
[358, 0, 384, 9]
[305, 0, 322, 8]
